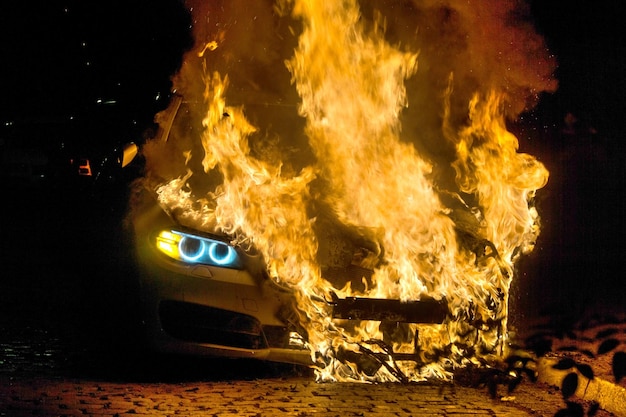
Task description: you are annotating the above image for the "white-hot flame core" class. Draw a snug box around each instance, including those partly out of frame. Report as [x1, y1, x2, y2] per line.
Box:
[143, 0, 554, 382]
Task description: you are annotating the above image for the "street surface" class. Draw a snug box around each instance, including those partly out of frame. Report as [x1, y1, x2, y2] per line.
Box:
[1, 375, 605, 417]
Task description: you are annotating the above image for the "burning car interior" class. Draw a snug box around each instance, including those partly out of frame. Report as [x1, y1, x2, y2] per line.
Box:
[123, 0, 559, 383]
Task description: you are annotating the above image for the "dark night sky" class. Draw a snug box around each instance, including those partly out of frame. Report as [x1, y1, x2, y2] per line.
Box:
[1, 0, 192, 124]
[1, 1, 624, 135]
[528, 1, 626, 138]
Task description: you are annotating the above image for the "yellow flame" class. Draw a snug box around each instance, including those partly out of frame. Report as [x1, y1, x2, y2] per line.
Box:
[146, 0, 551, 383]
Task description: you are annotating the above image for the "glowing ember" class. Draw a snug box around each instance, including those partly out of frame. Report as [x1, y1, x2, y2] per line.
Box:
[139, 0, 557, 382]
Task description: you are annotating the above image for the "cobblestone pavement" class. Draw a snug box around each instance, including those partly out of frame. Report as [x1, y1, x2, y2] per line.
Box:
[0, 374, 615, 417]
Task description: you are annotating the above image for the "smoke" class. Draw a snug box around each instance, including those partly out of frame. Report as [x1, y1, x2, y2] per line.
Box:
[173, 0, 297, 105]
[145, 0, 556, 189]
[371, 0, 558, 162]
[352, 0, 558, 192]
[143, 0, 304, 190]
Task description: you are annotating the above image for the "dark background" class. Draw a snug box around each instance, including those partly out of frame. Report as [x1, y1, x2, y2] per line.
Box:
[1, 0, 624, 329]
[514, 0, 626, 322]
[0, 0, 192, 125]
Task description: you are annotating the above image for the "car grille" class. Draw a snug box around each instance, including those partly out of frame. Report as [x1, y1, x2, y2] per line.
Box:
[159, 300, 290, 350]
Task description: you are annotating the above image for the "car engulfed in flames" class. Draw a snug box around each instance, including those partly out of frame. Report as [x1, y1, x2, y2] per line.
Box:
[126, 0, 557, 383]
[127, 96, 453, 372]
[129, 160, 312, 365]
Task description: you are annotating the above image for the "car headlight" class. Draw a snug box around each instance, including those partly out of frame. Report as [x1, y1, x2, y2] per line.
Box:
[155, 229, 243, 269]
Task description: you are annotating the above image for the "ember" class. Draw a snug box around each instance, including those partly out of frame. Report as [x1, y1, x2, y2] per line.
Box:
[139, 0, 557, 382]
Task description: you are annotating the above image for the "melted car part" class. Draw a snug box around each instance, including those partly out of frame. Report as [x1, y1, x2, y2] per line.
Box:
[329, 292, 448, 324]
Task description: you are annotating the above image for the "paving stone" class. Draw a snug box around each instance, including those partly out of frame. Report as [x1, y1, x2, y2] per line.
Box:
[1, 376, 619, 417]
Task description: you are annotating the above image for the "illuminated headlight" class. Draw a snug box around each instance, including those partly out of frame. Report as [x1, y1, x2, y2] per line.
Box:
[155, 230, 242, 268]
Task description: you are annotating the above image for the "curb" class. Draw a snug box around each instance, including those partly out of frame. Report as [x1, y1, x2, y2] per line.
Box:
[537, 357, 626, 417]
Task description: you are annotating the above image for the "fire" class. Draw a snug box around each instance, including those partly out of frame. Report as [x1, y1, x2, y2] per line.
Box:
[140, 0, 556, 382]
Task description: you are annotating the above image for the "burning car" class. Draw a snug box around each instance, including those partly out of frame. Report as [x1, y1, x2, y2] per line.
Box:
[123, 0, 555, 383]
[129, 202, 315, 365]
[127, 96, 451, 369]
[127, 97, 314, 365]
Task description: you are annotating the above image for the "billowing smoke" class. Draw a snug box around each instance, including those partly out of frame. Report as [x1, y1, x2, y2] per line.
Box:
[144, 0, 556, 188]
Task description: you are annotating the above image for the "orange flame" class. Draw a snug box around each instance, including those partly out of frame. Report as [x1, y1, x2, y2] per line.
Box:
[141, 0, 555, 382]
